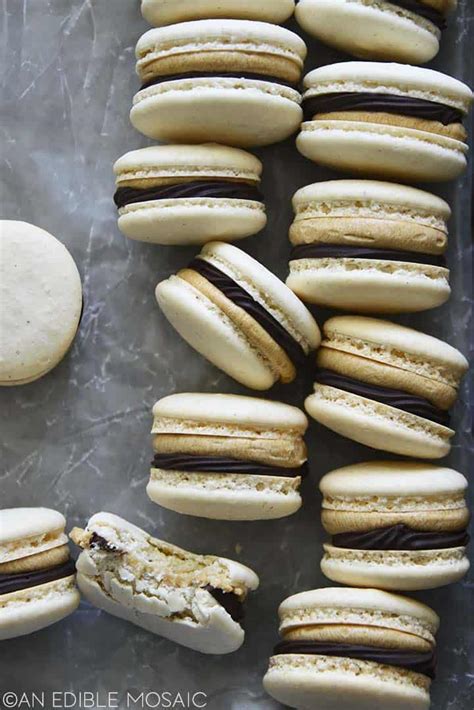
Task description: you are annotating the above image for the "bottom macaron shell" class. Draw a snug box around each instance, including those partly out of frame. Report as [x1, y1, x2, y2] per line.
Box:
[305, 386, 453, 459]
[0, 577, 80, 641]
[264, 655, 430, 710]
[118, 199, 266, 245]
[296, 123, 467, 182]
[321, 545, 470, 592]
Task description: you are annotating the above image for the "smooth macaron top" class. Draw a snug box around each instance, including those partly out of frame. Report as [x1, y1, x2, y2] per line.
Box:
[0, 508, 68, 563]
[141, 0, 296, 26]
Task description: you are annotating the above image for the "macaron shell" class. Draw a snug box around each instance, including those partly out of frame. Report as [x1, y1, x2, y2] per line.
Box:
[142, 0, 296, 25]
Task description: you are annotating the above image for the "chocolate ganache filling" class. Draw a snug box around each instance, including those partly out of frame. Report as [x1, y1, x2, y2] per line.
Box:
[152, 453, 306, 478]
[303, 92, 463, 124]
[140, 71, 298, 92]
[189, 257, 307, 365]
[0, 559, 76, 596]
[332, 524, 470, 551]
[290, 243, 447, 268]
[203, 586, 244, 622]
[114, 181, 263, 210]
[315, 368, 450, 426]
[273, 640, 436, 678]
[389, 0, 447, 30]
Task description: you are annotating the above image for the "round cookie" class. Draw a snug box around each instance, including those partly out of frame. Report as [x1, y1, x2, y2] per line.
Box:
[297, 62, 472, 182]
[149, 392, 308, 520]
[0, 221, 83, 386]
[264, 587, 439, 710]
[156, 241, 321, 390]
[286, 180, 451, 313]
[131, 20, 306, 147]
[305, 315, 468, 458]
[295, 0, 457, 64]
[142, 0, 296, 25]
[0, 508, 79, 641]
[113, 144, 266, 245]
[320, 461, 470, 590]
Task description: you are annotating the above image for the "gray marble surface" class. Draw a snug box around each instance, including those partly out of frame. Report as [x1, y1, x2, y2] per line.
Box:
[0, 1, 472, 708]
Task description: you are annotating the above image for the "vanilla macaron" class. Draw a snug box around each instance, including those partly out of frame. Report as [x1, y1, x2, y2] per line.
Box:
[149, 392, 308, 520]
[71, 512, 259, 654]
[295, 0, 457, 64]
[142, 0, 296, 25]
[320, 461, 470, 591]
[113, 144, 266, 245]
[0, 508, 79, 640]
[264, 587, 439, 710]
[0, 221, 83, 386]
[131, 20, 306, 147]
[297, 62, 472, 182]
[305, 316, 468, 458]
[286, 180, 451, 313]
[156, 242, 321, 389]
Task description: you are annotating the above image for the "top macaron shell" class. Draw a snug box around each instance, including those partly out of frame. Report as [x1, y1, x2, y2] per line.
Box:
[142, 0, 296, 25]
[131, 21, 306, 147]
[113, 143, 266, 245]
[0, 508, 68, 563]
[0, 221, 83, 386]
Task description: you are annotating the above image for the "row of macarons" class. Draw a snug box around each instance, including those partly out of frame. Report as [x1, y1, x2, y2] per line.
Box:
[0, 506, 449, 708]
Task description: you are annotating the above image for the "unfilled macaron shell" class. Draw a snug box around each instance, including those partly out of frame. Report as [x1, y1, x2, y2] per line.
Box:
[142, 0, 296, 25]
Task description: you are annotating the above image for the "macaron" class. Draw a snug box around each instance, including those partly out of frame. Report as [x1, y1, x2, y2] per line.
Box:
[155, 241, 321, 389]
[141, 0, 296, 25]
[113, 144, 266, 245]
[295, 0, 457, 64]
[71, 512, 259, 654]
[0, 221, 83, 386]
[320, 461, 470, 591]
[297, 62, 472, 182]
[305, 316, 468, 458]
[149, 392, 309, 520]
[286, 180, 451, 313]
[130, 20, 306, 147]
[263, 587, 439, 710]
[0, 508, 79, 641]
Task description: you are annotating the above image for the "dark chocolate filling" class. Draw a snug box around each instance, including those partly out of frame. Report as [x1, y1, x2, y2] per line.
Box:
[332, 524, 470, 551]
[114, 181, 263, 210]
[189, 257, 307, 366]
[151, 453, 306, 478]
[388, 0, 447, 30]
[203, 585, 244, 622]
[89, 533, 122, 554]
[140, 71, 298, 92]
[273, 640, 436, 679]
[290, 243, 447, 268]
[303, 92, 463, 125]
[0, 559, 76, 596]
[315, 368, 450, 426]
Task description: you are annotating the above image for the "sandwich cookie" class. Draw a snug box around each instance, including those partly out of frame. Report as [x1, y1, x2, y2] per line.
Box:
[263, 587, 439, 710]
[305, 316, 468, 458]
[0, 508, 79, 640]
[149, 393, 309, 520]
[71, 512, 259, 654]
[320, 461, 470, 590]
[0, 221, 83, 386]
[142, 0, 296, 25]
[295, 0, 457, 64]
[131, 20, 306, 147]
[286, 180, 451, 313]
[155, 242, 321, 389]
[113, 144, 266, 245]
[297, 62, 472, 182]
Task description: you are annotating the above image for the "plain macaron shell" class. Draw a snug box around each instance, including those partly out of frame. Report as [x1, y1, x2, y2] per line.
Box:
[142, 0, 296, 25]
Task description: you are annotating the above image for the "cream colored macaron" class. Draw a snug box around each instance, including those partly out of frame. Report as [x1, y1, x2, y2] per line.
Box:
[0, 221, 83, 386]
[156, 242, 321, 389]
[0, 508, 79, 640]
[320, 461, 470, 591]
[149, 392, 308, 520]
[71, 512, 259, 654]
[113, 144, 266, 245]
[131, 20, 306, 147]
[295, 0, 457, 64]
[142, 0, 296, 25]
[264, 586, 439, 710]
[297, 62, 472, 182]
[305, 315, 468, 458]
[286, 180, 451, 313]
